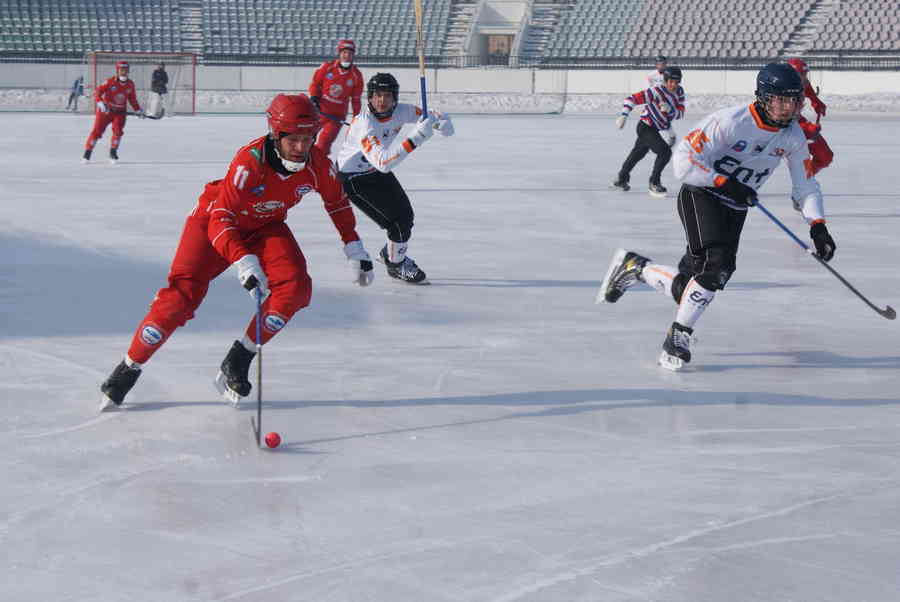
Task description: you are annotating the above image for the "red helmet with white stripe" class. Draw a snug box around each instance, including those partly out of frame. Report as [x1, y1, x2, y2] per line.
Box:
[266, 94, 320, 138]
[336, 39, 356, 54]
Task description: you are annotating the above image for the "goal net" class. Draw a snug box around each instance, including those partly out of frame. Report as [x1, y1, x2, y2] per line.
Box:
[84, 51, 197, 116]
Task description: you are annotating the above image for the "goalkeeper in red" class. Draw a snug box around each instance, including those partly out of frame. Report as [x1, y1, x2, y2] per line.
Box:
[82, 60, 143, 164]
[308, 39, 364, 156]
[99, 94, 374, 410]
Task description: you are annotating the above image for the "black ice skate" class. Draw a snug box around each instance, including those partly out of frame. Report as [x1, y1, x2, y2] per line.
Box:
[611, 175, 631, 191]
[648, 182, 667, 198]
[99, 360, 142, 411]
[597, 248, 650, 303]
[81, 148, 92, 164]
[109, 148, 119, 165]
[379, 245, 429, 284]
[214, 340, 256, 406]
[659, 322, 694, 371]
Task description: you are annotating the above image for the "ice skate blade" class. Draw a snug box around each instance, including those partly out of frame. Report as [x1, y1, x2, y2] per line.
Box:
[596, 248, 628, 304]
[648, 189, 667, 198]
[214, 371, 242, 407]
[390, 277, 430, 285]
[98, 394, 121, 413]
[80, 158, 90, 165]
[108, 159, 118, 166]
[658, 350, 686, 372]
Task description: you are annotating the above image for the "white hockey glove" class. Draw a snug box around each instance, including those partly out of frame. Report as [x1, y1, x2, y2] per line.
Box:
[660, 128, 676, 146]
[615, 113, 628, 129]
[432, 111, 455, 137]
[410, 114, 436, 147]
[234, 254, 270, 301]
[97, 101, 108, 113]
[343, 240, 374, 287]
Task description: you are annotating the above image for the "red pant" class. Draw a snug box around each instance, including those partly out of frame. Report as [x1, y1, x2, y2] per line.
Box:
[314, 115, 343, 155]
[85, 110, 127, 150]
[798, 117, 833, 176]
[127, 216, 312, 364]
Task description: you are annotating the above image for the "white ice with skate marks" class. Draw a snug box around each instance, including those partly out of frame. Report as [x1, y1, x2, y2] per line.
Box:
[2, 112, 900, 601]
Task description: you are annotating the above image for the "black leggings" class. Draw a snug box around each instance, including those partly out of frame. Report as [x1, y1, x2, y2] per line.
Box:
[340, 170, 414, 243]
[619, 121, 672, 184]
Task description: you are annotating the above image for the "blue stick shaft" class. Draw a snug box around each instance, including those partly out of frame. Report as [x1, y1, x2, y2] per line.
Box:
[419, 76, 428, 116]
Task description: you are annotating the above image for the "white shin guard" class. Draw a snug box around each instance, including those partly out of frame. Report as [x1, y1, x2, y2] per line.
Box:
[387, 240, 408, 264]
[642, 263, 677, 299]
[674, 278, 715, 329]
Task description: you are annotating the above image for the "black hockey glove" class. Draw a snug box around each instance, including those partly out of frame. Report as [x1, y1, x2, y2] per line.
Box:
[717, 176, 758, 207]
[310, 96, 321, 110]
[810, 222, 836, 261]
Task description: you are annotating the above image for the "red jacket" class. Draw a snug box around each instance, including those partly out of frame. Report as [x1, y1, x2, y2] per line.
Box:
[308, 61, 364, 118]
[94, 76, 141, 113]
[197, 136, 359, 264]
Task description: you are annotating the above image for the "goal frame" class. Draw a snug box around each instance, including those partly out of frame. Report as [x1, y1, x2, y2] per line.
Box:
[85, 51, 198, 115]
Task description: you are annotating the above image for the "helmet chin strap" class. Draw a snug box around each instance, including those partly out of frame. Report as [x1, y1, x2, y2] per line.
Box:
[118, 75, 128, 82]
[340, 61, 352, 68]
[273, 139, 306, 172]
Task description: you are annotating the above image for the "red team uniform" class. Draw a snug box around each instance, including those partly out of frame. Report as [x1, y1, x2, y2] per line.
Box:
[308, 39, 364, 154]
[84, 61, 142, 158]
[787, 58, 833, 175]
[125, 135, 360, 366]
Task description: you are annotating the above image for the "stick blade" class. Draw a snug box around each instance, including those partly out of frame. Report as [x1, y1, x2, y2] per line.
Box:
[880, 305, 896, 320]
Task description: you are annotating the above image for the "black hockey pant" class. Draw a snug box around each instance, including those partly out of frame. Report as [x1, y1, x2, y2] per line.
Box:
[340, 170, 414, 243]
[671, 185, 748, 301]
[619, 121, 671, 185]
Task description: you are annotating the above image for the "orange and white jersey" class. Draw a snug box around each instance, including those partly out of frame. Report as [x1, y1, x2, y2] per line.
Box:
[673, 103, 824, 221]
[336, 103, 422, 174]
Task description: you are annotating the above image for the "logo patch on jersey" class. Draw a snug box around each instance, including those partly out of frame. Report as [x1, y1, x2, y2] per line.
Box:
[732, 140, 747, 152]
[252, 200, 284, 214]
[329, 84, 343, 98]
[295, 185, 312, 199]
[251, 184, 265, 196]
[140, 324, 164, 346]
[346, 78, 353, 86]
[264, 313, 287, 333]
[769, 147, 785, 157]
[752, 143, 766, 154]
[326, 72, 333, 79]
[115, 93, 125, 104]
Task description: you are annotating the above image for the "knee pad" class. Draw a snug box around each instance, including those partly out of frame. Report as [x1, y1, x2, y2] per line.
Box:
[692, 246, 736, 291]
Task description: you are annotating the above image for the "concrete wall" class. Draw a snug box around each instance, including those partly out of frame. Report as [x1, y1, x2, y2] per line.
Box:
[2, 62, 899, 95]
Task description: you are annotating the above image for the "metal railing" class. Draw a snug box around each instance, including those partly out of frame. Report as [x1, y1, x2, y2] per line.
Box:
[3, 51, 900, 71]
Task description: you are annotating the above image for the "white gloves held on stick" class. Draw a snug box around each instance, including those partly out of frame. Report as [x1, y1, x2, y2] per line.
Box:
[615, 114, 627, 129]
[343, 240, 374, 286]
[234, 254, 270, 301]
[97, 101, 108, 113]
[410, 115, 436, 147]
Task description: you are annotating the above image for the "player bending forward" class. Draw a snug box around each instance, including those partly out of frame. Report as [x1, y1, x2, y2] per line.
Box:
[99, 94, 374, 410]
[599, 63, 837, 371]
[337, 72, 454, 284]
[83, 60, 144, 164]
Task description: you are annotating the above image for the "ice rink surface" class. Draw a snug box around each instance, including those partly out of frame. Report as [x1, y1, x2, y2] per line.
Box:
[2, 109, 900, 601]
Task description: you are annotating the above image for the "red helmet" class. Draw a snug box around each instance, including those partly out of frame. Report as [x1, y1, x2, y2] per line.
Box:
[786, 58, 809, 75]
[266, 94, 320, 137]
[337, 39, 356, 54]
[115, 60, 130, 70]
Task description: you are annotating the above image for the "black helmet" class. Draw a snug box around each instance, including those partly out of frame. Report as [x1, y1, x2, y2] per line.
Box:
[662, 66, 682, 82]
[366, 72, 400, 119]
[655, 54, 667, 63]
[755, 63, 803, 127]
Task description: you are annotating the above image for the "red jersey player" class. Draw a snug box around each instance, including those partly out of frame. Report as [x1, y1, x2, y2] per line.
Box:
[99, 94, 374, 410]
[307, 39, 364, 155]
[82, 61, 144, 164]
[787, 58, 833, 176]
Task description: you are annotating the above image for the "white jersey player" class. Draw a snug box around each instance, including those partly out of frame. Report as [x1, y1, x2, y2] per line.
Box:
[337, 72, 454, 283]
[647, 54, 667, 88]
[598, 63, 837, 371]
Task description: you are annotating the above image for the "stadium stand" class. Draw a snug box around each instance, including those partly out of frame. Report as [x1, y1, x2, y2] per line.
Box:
[0, 0, 181, 55]
[807, 1, 900, 53]
[544, 1, 645, 59]
[202, 0, 451, 58]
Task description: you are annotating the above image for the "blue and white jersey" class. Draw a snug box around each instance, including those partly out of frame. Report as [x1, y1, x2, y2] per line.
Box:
[621, 85, 686, 132]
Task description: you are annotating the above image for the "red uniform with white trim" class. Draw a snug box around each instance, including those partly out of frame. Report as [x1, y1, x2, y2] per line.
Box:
[308, 60, 364, 154]
[797, 81, 833, 175]
[84, 75, 142, 152]
[126, 136, 360, 364]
